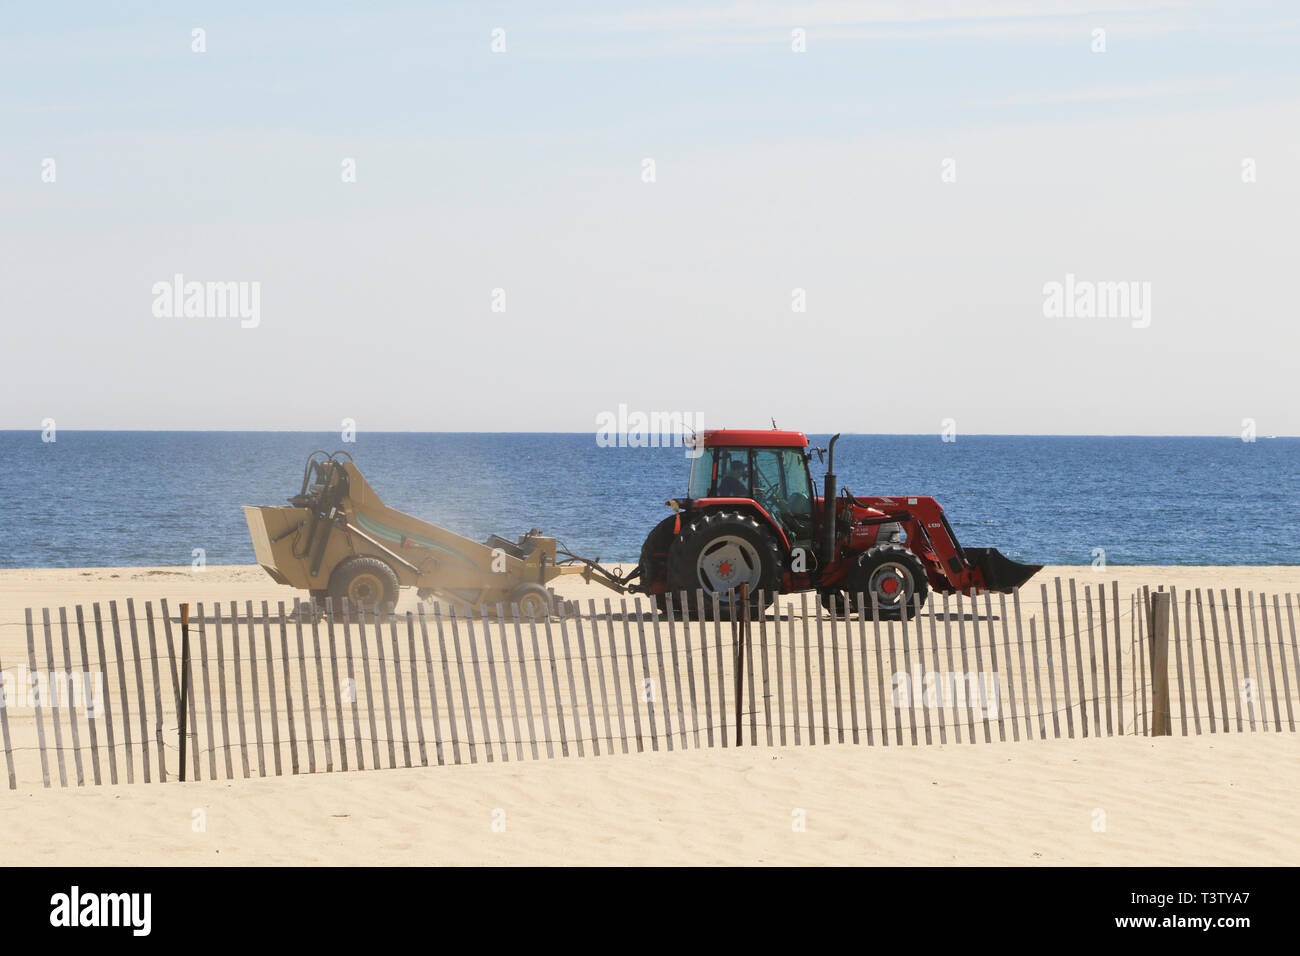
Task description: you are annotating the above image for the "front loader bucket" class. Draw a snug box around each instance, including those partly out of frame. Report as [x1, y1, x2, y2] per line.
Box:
[963, 547, 1042, 592]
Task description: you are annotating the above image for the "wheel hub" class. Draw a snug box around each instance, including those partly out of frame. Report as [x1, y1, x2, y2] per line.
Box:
[349, 573, 382, 607]
[868, 561, 913, 609]
[697, 535, 761, 598]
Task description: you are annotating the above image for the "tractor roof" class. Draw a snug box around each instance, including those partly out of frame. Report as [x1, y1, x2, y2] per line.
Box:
[699, 429, 808, 449]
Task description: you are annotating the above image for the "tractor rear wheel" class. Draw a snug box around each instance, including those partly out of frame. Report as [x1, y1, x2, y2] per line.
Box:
[666, 510, 781, 619]
[848, 545, 929, 620]
[329, 556, 399, 615]
[639, 515, 677, 597]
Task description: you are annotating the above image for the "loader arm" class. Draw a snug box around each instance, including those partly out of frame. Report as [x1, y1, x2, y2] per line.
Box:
[857, 495, 1041, 594]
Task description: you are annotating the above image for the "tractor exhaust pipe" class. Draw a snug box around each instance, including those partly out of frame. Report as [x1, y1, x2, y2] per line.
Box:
[821, 434, 841, 568]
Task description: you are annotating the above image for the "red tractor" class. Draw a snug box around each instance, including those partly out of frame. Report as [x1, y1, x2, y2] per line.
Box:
[631, 429, 1041, 619]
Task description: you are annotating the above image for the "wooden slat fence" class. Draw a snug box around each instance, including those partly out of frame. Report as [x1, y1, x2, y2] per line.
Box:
[2, 579, 1297, 787]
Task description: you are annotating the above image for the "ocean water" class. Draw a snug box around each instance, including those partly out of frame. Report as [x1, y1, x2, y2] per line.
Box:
[1, 432, 1296, 569]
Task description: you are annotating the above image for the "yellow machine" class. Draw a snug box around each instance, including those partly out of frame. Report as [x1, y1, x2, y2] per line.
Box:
[244, 452, 630, 616]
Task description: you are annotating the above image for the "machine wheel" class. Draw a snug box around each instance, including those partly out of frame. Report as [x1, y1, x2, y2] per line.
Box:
[848, 545, 929, 620]
[639, 515, 677, 597]
[507, 583, 554, 619]
[329, 556, 399, 615]
[296, 590, 330, 621]
[306, 587, 330, 616]
[819, 590, 850, 617]
[666, 510, 781, 619]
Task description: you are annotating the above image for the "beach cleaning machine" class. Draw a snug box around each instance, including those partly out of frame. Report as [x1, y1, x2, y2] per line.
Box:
[243, 451, 631, 617]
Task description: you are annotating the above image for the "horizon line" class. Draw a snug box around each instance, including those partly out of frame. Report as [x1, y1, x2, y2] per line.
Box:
[2, 428, 1295, 439]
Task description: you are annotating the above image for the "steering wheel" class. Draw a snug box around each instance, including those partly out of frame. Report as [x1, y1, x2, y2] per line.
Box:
[752, 471, 781, 511]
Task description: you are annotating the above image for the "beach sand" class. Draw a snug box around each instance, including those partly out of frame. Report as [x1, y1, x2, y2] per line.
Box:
[1, 564, 1297, 866]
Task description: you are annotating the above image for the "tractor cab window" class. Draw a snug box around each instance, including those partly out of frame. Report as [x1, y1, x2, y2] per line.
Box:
[687, 449, 715, 499]
[687, 447, 753, 498]
[715, 449, 751, 497]
[751, 448, 814, 543]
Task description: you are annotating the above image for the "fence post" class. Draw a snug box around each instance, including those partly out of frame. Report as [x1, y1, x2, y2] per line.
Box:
[0, 641, 14, 789]
[734, 585, 747, 747]
[179, 604, 190, 782]
[1149, 591, 1173, 736]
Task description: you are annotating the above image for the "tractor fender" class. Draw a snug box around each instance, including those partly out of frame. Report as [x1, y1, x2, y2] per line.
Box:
[685, 498, 793, 552]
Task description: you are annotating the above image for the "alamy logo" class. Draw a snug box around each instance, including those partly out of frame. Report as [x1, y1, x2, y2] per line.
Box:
[1042, 273, 1151, 328]
[2, 666, 103, 716]
[151, 273, 261, 328]
[595, 404, 705, 458]
[49, 886, 151, 936]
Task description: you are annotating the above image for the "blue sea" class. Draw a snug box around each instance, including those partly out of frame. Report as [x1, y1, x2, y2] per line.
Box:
[1, 432, 1296, 569]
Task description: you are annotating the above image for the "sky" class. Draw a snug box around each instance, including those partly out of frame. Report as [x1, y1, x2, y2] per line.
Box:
[2, 1, 1298, 436]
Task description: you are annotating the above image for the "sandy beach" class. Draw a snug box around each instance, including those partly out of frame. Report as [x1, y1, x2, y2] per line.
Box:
[1, 564, 1298, 866]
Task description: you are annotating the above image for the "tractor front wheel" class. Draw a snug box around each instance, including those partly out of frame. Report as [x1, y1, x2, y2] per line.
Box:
[666, 510, 781, 619]
[819, 590, 850, 617]
[848, 545, 929, 620]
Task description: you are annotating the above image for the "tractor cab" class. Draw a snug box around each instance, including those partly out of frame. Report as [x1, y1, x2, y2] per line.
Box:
[686, 430, 816, 549]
